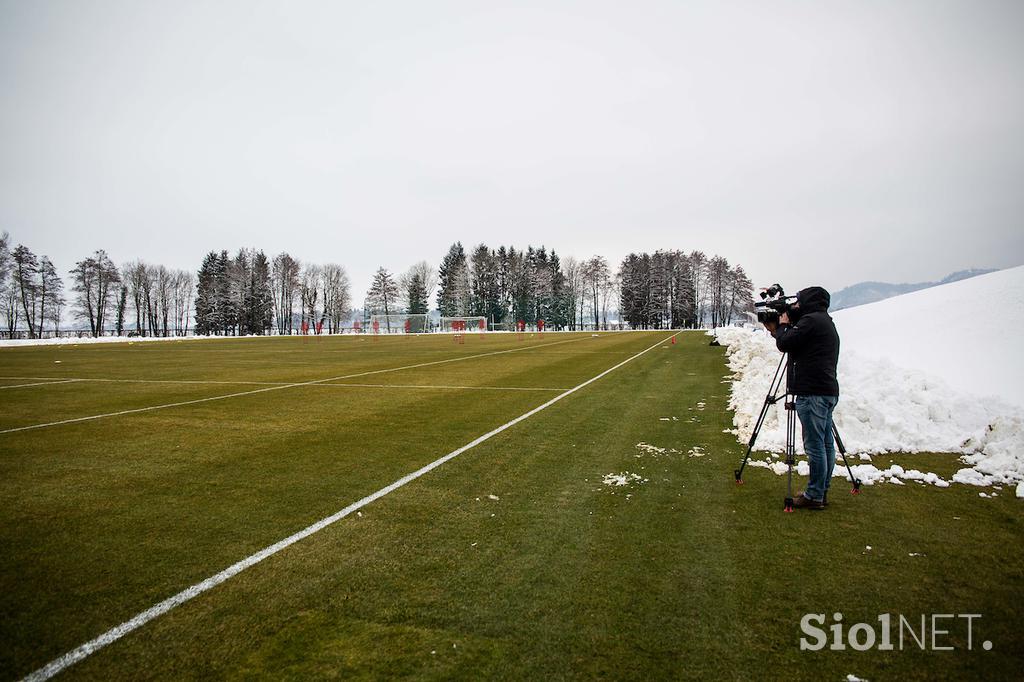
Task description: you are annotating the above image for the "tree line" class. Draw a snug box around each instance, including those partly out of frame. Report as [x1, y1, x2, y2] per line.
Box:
[363, 243, 752, 331]
[193, 249, 352, 336]
[619, 250, 753, 329]
[0, 233, 193, 338]
[0, 232, 752, 338]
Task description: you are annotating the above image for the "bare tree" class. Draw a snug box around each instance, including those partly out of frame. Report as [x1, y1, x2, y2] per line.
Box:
[70, 250, 121, 337]
[122, 261, 148, 336]
[37, 257, 63, 336]
[600, 272, 618, 330]
[300, 264, 322, 331]
[173, 270, 194, 335]
[706, 255, 730, 328]
[689, 251, 708, 327]
[3, 284, 18, 335]
[561, 256, 584, 330]
[2, 233, 18, 335]
[582, 256, 610, 330]
[155, 265, 173, 336]
[321, 264, 351, 333]
[12, 245, 40, 337]
[271, 253, 300, 334]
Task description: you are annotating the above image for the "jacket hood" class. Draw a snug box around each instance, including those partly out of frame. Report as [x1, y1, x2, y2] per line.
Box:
[797, 286, 831, 313]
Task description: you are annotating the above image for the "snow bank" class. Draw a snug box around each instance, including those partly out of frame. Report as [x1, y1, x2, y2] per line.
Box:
[715, 267, 1024, 489]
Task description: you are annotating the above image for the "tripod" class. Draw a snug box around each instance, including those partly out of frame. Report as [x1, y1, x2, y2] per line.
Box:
[734, 354, 861, 512]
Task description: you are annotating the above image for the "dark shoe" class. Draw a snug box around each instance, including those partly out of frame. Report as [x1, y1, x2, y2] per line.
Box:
[823, 492, 829, 507]
[793, 493, 825, 510]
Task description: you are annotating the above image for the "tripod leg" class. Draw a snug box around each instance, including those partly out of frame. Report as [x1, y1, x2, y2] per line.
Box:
[735, 391, 777, 484]
[735, 354, 787, 483]
[783, 396, 796, 512]
[832, 423, 862, 493]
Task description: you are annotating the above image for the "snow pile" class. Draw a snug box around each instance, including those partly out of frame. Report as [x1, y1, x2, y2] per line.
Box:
[714, 267, 1024, 490]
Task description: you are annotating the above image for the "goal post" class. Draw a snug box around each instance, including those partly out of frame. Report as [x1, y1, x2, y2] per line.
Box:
[368, 313, 431, 333]
[438, 316, 487, 333]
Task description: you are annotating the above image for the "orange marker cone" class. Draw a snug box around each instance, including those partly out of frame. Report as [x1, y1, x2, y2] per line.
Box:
[671, 336, 676, 345]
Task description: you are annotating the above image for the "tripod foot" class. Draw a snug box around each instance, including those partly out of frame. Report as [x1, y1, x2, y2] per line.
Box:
[784, 497, 794, 512]
[734, 470, 744, 484]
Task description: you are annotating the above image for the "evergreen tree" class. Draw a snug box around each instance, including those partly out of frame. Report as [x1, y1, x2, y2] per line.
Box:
[250, 250, 273, 334]
[548, 250, 568, 329]
[366, 267, 399, 330]
[406, 273, 429, 314]
[194, 252, 218, 335]
[215, 250, 233, 335]
[436, 242, 467, 316]
[672, 254, 696, 328]
[469, 244, 502, 322]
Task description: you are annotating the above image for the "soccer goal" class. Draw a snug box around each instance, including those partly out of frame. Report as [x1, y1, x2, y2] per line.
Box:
[438, 316, 487, 333]
[368, 314, 431, 333]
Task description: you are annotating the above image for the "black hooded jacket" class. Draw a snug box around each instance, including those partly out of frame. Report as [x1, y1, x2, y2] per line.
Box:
[773, 286, 840, 396]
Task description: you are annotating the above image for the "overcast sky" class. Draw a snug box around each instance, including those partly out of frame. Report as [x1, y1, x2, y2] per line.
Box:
[2, 0, 1022, 299]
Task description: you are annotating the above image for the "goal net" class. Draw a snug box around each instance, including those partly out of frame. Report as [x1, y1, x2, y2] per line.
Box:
[438, 316, 487, 333]
[368, 314, 431, 333]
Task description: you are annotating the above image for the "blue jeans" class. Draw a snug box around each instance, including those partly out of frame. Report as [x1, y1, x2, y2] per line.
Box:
[795, 395, 839, 502]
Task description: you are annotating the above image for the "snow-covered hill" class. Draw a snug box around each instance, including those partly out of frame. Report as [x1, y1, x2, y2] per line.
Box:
[716, 265, 1024, 494]
[833, 265, 1024, 408]
[829, 268, 997, 310]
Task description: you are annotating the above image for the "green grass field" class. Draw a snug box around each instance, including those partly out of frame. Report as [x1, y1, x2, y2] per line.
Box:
[1, 331, 1021, 681]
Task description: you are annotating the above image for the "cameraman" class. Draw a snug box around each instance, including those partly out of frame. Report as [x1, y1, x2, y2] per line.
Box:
[763, 287, 840, 510]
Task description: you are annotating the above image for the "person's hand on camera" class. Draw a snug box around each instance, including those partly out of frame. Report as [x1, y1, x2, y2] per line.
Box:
[763, 320, 778, 335]
[779, 312, 790, 325]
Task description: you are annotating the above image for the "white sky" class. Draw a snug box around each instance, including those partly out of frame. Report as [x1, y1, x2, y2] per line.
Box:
[2, 0, 1022, 299]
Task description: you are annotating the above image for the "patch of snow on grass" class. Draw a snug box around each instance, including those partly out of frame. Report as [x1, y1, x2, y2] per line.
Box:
[602, 472, 646, 487]
[635, 442, 680, 457]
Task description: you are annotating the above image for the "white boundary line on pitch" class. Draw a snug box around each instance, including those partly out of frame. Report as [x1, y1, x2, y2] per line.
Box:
[317, 382, 568, 392]
[21, 331, 676, 682]
[0, 379, 80, 390]
[0, 336, 588, 435]
[0, 377, 565, 392]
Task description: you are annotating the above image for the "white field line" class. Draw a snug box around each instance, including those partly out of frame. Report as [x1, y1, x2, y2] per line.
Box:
[318, 382, 567, 392]
[0, 336, 587, 435]
[0, 379, 79, 390]
[22, 331, 677, 682]
[0, 377, 565, 392]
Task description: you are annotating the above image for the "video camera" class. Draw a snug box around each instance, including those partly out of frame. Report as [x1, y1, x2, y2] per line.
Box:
[754, 284, 799, 325]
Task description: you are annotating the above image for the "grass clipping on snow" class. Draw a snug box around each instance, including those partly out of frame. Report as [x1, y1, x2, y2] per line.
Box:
[713, 327, 1024, 491]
